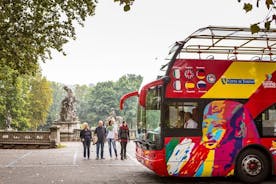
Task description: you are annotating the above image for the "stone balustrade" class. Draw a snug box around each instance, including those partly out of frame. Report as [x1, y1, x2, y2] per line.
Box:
[0, 126, 136, 148]
[0, 125, 60, 149]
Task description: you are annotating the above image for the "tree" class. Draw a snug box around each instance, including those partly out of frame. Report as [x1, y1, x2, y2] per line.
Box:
[0, 0, 135, 76]
[28, 73, 53, 130]
[87, 81, 118, 126]
[115, 74, 143, 128]
[84, 74, 142, 127]
[0, 0, 96, 75]
[237, 0, 276, 33]
[74, 84, 91, 124]
[41, 74, 142, 129]
[43, 81, 65, 130]
[0, 66, 31, 130]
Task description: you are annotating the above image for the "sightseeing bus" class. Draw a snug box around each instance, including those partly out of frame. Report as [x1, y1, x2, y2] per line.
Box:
[120, 27, 276, 183]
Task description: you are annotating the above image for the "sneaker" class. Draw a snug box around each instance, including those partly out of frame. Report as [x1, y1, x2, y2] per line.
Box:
[96, 157, 99, 160]
[101, 157, 105, 160]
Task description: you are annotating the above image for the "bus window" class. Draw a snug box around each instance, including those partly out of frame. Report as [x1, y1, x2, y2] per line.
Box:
[166, 102, 199, 129]
[255, 104, 276, 137]
[137, 86, 162, 149]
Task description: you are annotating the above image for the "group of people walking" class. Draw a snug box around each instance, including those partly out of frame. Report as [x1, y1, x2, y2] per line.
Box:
[80, 119, 130, 160]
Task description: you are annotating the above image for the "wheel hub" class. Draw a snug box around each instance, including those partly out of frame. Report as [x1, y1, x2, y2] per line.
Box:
[242, 155, 262, 176]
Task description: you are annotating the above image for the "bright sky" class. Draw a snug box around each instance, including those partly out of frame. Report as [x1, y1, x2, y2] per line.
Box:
[40, 0, 269, 85]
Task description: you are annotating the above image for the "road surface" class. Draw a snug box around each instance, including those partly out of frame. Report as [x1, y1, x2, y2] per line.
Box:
[0, 142, 275, 184]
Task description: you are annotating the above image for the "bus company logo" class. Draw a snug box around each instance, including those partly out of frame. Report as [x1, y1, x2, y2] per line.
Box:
[221, 78, 227, 85]
[196, 68, 205, 79]
[184, 69, 194, 80]
[263, 74, 276, 88]
[206, 74, 216, 84]
[221, 77, 255, 85]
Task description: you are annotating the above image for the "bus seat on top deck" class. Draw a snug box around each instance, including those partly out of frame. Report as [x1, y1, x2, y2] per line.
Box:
[206, 55, 214, 60]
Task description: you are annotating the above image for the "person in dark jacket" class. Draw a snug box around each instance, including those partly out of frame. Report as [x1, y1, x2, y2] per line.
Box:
[80, 122, 92, 159]
[94, 120, 107, 159]
[118, 121, 130, 160]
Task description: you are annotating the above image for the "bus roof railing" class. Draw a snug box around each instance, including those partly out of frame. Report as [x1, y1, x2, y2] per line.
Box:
[179, 26, 276, 60]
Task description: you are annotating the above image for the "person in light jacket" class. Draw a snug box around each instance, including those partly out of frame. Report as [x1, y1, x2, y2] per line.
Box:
[106, 120, 118, 159]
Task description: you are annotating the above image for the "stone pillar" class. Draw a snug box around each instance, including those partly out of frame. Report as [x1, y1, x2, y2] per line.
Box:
[50, 125, 60, 148]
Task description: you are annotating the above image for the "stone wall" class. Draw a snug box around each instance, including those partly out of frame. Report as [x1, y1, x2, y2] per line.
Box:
[0, 126, 136, 148]
[0, 125, 60, 149]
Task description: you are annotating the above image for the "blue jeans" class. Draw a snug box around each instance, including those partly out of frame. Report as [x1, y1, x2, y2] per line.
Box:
[82, 139, 91, 159]
[96, 141, 104, 159]
[107, 138, 117, 157]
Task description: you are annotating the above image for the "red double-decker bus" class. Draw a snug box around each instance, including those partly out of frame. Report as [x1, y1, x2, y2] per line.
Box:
[120, 27, 276, 183]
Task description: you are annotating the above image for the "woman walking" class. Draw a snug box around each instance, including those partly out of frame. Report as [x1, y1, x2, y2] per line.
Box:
[80, 122, 92, 159]
[106, 120, 118, 159]
[118, 121, 130, 160]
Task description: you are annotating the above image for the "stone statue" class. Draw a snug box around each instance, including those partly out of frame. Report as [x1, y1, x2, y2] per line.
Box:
[60, 86, 77, 122]
[105, 108, 123, 128]
[110, 108, 116, 120]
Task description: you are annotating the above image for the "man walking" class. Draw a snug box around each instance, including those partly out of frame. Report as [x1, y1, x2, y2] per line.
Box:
[94, 120, 106, 159]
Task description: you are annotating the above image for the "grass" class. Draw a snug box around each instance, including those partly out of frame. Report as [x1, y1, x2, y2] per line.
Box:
[56, 143, 66, 149]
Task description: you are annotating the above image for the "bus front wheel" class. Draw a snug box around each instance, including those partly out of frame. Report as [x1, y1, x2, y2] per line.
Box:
[236, 148, 270, 183]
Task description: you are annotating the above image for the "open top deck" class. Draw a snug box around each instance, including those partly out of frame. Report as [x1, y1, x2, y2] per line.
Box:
[171, 26, 276, 62]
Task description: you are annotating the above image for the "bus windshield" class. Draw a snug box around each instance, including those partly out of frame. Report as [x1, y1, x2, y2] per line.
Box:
[137, 86, 161, 149]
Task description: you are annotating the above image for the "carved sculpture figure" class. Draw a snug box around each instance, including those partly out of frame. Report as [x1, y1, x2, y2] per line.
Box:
[60, 86, 77, 122]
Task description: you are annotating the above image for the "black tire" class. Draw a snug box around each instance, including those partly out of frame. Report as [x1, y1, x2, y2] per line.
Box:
[236, 148, 270, 183]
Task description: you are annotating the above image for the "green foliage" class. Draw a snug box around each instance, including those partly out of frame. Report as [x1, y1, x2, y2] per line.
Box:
[266, 0, 274, 9]
[0, 73, 141, 130]
[0, 67, 52, 130]
[47, 82, 65, 121]
[113, 0, 134, 11]
[238, 0, 276, 33]
[265, 20, 271, 30]
[87, 81, 118, 125]
[28, 73, 53, 130]
[243, 3, 253, 12]
[0, 0, 96, 75]
[115, 74, 143, 128]
[45, 74, 142, 129]
[251, 23, 261, 34]
[74, 84, 92, 124]
[0, 66, 29, 130]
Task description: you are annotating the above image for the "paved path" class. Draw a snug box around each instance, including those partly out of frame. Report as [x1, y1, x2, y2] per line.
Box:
[0, 142, 275, 184]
